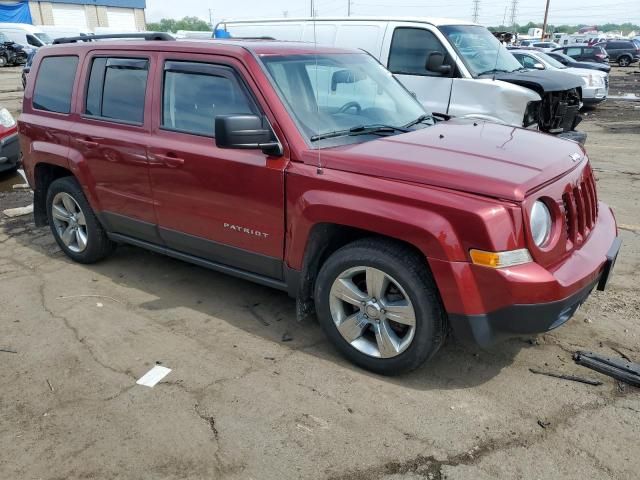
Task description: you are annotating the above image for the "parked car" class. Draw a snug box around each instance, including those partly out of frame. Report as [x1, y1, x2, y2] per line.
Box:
[0, 23, 52, 49]
[546, 51, 611, 73]
[217, 18, 586, 143]
[21, 49, 36, 88]
[0, 32, 28, 67]
[0, 107, 19, 173]
[511, 49, 608, 105]
[19, 34, 621, 374]
[595, 39, 640, 67]
[553, 44, 609, 64]
[526, 41, 560, 52]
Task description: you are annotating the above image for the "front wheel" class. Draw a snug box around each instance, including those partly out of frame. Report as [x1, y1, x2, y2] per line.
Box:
[315, 238, 447, 375]
[0, 56, 7, 68]
[46, 176, 115, 264]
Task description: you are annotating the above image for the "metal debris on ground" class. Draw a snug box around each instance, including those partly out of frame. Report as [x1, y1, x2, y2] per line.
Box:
[282, 332, 293, 342]
[0, 347, 18, 354]
[537, 420, 551, 429]
[529, 368, 603, 386]
[12, 183, 30, 190]
[573, 351, 640, 388]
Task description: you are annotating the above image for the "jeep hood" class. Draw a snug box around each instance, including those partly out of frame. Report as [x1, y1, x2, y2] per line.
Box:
[302, 119, 585, 202]
[490, 68, 584, 92]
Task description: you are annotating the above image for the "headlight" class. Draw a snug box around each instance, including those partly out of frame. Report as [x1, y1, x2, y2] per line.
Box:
[530, 201, 552, 247]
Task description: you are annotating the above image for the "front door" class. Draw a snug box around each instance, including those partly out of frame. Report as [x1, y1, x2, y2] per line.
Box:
[147, 55, 287, 280]
[381, 24, 457, 115]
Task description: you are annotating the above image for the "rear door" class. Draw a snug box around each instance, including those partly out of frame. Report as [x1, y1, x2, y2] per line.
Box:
[147, 54, 287, 280]
[71, 51, 158, 243]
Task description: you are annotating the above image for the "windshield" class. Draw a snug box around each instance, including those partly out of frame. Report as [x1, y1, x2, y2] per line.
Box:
[536, 52, 566, 69]
[261, 53, 428, 145]
[439, 25, 522, 76]
[35, 32, 53, 44]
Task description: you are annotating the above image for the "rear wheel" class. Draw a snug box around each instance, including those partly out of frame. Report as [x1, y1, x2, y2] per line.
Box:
[618, 55, 631, 67]
[46, 176, 115, 264]
[0, 56, 7, 68]
[315, 238, 447, 375]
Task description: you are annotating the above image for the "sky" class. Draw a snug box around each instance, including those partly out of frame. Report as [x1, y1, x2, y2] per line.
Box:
[145, 0, 640, 28]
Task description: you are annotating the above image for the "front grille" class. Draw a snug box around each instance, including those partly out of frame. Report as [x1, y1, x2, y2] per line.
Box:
[562, 172, 598, 246]
[539, 88, 582, 133]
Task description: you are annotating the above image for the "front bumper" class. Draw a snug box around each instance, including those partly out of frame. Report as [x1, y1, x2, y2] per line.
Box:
[450, 235, 621, 347]
[0, 132, 20, 172]
[582, 85, 608, 104]
[430, 204, 620, 347]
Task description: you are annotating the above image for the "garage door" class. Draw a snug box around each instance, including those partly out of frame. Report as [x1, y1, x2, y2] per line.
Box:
[107, 8, 137, 32]
[52, 5, 88, 30]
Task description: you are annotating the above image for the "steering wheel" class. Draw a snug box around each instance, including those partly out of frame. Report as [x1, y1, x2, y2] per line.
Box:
[338, 101, 362, 114]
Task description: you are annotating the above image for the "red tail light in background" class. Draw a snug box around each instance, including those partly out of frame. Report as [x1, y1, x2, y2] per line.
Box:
[0, 107, 17, 139]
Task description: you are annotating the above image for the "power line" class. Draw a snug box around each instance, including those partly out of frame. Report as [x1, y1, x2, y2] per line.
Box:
[472, 0, 480, 23]
[508, 0, 518, 28]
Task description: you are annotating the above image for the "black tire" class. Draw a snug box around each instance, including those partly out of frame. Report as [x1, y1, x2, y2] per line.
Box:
[618, 56, 631, 67]
[46, 176, 115, 264]
[0, 56, 6, 68]
[314, 238, 447, 375]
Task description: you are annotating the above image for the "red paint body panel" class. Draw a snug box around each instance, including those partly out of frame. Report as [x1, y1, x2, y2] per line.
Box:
[19, 39, 619, 327]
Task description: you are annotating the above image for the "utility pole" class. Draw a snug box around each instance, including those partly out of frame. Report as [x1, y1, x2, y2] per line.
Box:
[502, 6, 507, 27]
[348, 0, 352, 16]
[472, 0, 480, 23]
[541, 0, 551, 40]
[208, 9, 213, 27]
[310, 0, 314, 17]
[509, 0, 518, 29]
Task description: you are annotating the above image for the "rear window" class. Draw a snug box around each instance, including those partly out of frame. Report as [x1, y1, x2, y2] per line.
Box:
[85, 57, 149, 124]
[33, 55, 78, 114]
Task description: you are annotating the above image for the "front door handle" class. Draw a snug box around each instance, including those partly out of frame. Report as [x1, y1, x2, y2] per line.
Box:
[77, 138, 99, 148]
[152, 153, 185, 168]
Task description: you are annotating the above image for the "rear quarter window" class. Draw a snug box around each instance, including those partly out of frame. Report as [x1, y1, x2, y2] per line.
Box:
[33, 55, 79, 114]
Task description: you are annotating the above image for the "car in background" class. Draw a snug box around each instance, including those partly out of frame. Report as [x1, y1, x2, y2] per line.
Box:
[526, 41, 559, 52]
[218, 18, 587, 143]
[21, 49, 36, 88]
[0, 32, 28, 67]
[553, 44, 609, 64]
[595, 39, 640, 67]
[546, 51, 611, 73]
[0, 107, 19, 173]
[0, 23, 52, 49]
[511, 49, 608, 106]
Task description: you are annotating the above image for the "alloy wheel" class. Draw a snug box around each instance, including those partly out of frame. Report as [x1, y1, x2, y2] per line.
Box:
[328, 266, 416, 358]
[51, 192, 88, 253]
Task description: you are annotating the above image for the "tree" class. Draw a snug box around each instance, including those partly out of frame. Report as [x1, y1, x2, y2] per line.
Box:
[147, 16, 211, 33]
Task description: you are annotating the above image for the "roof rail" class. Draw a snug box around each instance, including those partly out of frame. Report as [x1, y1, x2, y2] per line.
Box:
[53, 32, 174, 44]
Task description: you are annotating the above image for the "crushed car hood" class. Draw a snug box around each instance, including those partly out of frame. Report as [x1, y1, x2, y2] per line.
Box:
[490, 68, 584, 92]
[302, 119, 586, 202]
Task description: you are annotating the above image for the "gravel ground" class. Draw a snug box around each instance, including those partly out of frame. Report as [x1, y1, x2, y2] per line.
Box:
[0, 66, 638, 480]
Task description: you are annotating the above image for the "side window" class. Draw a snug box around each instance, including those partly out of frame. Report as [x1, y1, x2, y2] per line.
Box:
[388, 27, 449, 76]
[583, 47, 596, 55]
[566, 47, 581, 56]
[519, 55, 539, 69]
[33, 55, 78, 114]
[162, 62, 256, 137]
[85, 57, 149, 124]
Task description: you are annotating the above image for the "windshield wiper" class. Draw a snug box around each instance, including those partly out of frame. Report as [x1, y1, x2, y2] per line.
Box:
[476, 68, 510, 76]
[310, 124, 409, 142]
[403, 114, 434, 128]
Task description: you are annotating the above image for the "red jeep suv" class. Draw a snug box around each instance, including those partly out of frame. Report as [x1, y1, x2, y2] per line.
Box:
[19, 34, 620, 374]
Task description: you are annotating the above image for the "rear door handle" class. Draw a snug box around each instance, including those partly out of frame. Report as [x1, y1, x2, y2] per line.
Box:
[77, 138, 99, 148]
[153, 153, 185, 168]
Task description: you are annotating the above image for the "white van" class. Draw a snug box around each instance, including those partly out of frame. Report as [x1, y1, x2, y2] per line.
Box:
[216, 17, 585, 139]
[0, 23, 52, 48]
[40, 25, 92, 43]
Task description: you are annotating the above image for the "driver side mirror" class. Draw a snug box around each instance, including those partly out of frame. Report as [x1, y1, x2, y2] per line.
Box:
[426, 52, 452, 75]
[215, 115, 282, 156]
[533, 62, 545, 70]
